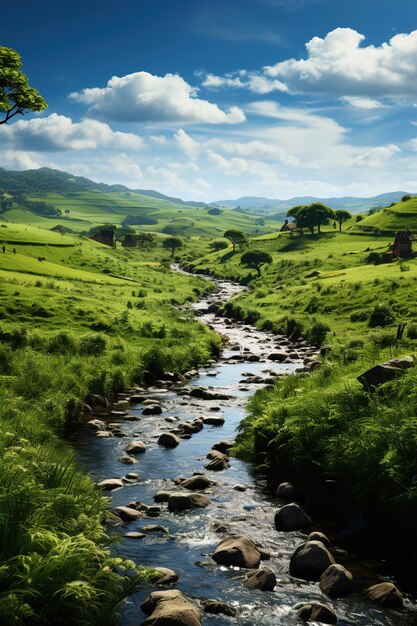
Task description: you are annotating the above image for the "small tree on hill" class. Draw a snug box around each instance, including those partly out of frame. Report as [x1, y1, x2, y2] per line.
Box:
[0, 46, 47, 124]
[335, 209, 352, 232]
[163, 236, 183, 258]
[224, 229, 247, 252]
[295, 203, 336, 234]
[209, 239, 229, 252]
[240, 250, 272, 276]
[137, 232, 157, 249]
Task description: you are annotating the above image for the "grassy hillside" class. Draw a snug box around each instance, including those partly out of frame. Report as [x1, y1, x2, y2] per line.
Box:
[0, 222, 222, 624]
[357, 195, 417, 232]
[0, 168, 283, 237]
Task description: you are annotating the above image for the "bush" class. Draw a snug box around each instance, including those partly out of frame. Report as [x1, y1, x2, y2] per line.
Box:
[369, 304, 395, 328]
[350, 311, 368, 322]
[47, 332, 76, 355]
[366, 251, 382, 265]
[306, 320, 330, 346]
[78, 333, 107, 356]
[407, 323, 417, 339]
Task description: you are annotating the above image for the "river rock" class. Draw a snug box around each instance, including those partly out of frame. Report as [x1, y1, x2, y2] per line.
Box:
[125, 532, 146, 539]
[141, 524, 169, 534]
[212, 439, 235, 453]
[181, 475, 211, 490]
[154, 491, 172, 503]
[151, 567, 179, 585]
[290, 541, 336, 581]
[97, 478, 124, 491]
[143, 398, 160, 405]
[320, 564, 353, 597]
[189, 387, 232, 401]
[206, 449, 228, 460]
[276, 482, 296, 500]
[203, 600, 237, 617]
[202, 416, 225, 426]
[125, 440, 147, 454]
[233, 484, 247, 492]
[143, 405, 162, 415]
[158, 432, 180, 448]
[96, 431, 113, 438]
[308, 531, 331, 548]
[268, 352, 287, 362]
[141, 590, 201, 626]
[205, 457, 229, 471]
[85, 394, 110, 413]
[365, 582, 403, 608]
[274, 503, 312, 531]
[244, 566, 276, 591]
[119, 455, 137, 465]
[87, 418, 107, 429]
[212, 535, 261, 569]
[168, 492, 210, 512]
[297, 603, 337, 624]
[112, 506, 145, 522]
[129, 394, 145, 403]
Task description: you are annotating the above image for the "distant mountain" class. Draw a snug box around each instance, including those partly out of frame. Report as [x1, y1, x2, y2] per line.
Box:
[212, 192, 415, 213]
[0, 167, 208, 208]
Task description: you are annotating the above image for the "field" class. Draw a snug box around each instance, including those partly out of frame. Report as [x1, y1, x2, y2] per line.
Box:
[356, 195, 417, 232]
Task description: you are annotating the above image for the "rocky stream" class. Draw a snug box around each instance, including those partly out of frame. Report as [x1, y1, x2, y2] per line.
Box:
[72, 272, 417, 626]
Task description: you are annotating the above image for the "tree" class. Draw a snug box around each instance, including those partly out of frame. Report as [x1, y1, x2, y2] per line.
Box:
[0, 46, 47, 125]
[137, 232, 157, 249]
[295, 203, 336, 234]
[162, 236, 183, 258]
[287, 205, 304, 219]
[335, 209, 352, 232]
[224, 229, 247, 252]
[240, 250, 272, 276]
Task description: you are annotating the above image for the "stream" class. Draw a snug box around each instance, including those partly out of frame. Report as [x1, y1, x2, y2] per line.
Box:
[73, 272, 416, 626]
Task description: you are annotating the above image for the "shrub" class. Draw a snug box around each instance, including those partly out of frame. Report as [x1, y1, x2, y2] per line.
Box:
[78, 333, 106, 356]
[366, 251, 382, 265]
[407, 323, 417, 340]
[306, 320, 330, 346]
[48, 332, 76, 355]
[369, 304, 395, 328]
[350, 311, 368, 322]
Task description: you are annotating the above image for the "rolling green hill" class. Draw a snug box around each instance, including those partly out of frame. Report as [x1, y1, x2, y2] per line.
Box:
[357, 196, 417, 232]
[0, 167, 282, 237]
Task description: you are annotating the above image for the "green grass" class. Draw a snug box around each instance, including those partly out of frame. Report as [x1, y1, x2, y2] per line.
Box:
[357, 196, 417, 232]
[0, 222, 222, 624]
[1, 190, 284, 238]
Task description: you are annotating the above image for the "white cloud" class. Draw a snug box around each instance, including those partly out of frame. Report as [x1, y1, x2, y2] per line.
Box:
[70, 71, 245, 125]
[209, 138, 299, 165]
[174, 129, 200, 159]
[1, 113, 143, 151]
[201, 70, 287, 94]
[348, 144, 400, 167]
[266, 28, 417, 97]
[341, 96, 386, 109]
[0, 150, 43, 170]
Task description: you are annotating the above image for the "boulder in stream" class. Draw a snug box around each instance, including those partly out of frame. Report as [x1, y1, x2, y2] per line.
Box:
[142, 404, 162, 415]
[158, 432, 180, 448]
[141, 590, 201, 626]
[274, 502, 312, 531]
[97, 478, 124, 491]
[168, 492, 210, 512]
[203, 600, 237, 617]
[296, 603, 337, 624]
[212, 535, 261, 569]
[125, 440, 147, 454]
[319, 564, 353, 597]
[212, 439, 235, 454]
[244, 566, 277, 591]
[202, 416, 225, 426]
[181, 474, 211, 490]
[365, 582, 403, 608]
[275, 481, 296, 501]
[151, 567, 179, 585]
[290, 541, 335, 581]
[112, 506, 145, 522]
[205, 457, 229, 471]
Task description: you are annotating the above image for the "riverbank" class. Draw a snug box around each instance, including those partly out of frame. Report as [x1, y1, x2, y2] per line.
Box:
[0, 242, 222, 624]
[74, 273, 416, 625]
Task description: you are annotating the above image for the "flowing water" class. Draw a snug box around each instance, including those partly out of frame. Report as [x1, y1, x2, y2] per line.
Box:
[73, 273, 416, 626]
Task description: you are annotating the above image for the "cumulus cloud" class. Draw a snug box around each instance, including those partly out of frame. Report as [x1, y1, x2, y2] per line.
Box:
[70, 71, 245, 124]
[265, 28, 417, 97]
[348, 144, 400, 167]
[1, 113, 143, 151]
[201, 70, 287, 94]
[0, 150, 43, 170]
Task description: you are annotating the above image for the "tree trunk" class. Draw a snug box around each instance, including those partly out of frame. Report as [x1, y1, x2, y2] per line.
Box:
[339, 222, 342, 232]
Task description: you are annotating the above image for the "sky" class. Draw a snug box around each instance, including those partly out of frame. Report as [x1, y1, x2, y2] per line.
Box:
[1, 0, 417, 201]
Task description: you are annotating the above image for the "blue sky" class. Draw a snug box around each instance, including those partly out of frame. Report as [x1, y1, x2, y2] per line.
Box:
[1, 0, 417, 200]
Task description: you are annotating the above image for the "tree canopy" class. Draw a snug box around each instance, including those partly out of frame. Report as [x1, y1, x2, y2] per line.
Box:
[240, 250, 272, 276]
[224, 229, 247, 252]
[162, 236, 183, 258]
[0, 46, 47, 125]
[334, 209, 352, 232]
[294, 203, 336, 234]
